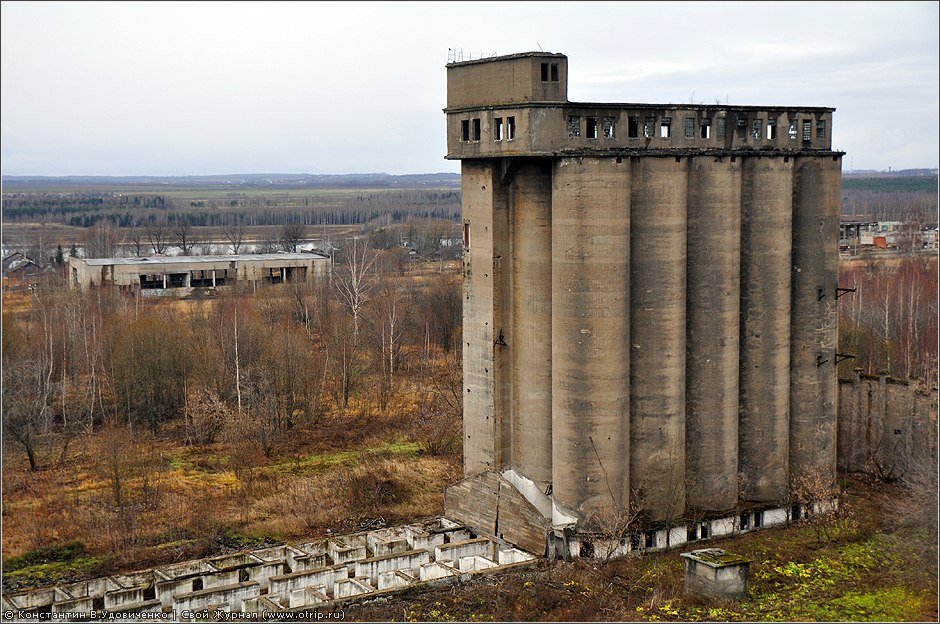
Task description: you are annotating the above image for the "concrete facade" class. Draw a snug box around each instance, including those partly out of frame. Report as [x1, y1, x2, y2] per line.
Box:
[68, 253, 330, 294]
[445, 52, 843, 550]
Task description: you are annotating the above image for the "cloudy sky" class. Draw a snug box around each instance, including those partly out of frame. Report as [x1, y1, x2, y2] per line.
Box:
[2, 1, 937, 175]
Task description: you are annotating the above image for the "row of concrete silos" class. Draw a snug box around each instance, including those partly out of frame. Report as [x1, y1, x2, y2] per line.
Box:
[500, 153, 841, 523]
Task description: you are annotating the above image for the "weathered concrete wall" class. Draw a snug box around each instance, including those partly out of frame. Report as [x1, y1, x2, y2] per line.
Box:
[510, 159, 554, 485]
[551, 156, 632, 522]
[790, 155, 842, 483]
[630, 156, 687, 521]
[685, 156, 741, 513]
[837, 372, 938, 479]
[739, 156, 793, 503]
[446, 53, 567, 109]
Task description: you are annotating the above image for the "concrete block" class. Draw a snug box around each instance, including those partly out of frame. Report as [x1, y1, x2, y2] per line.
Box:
[434, 537, 492, 563]
[51, 596, 94, 615]
[681, 549, 750, 600]
[367, 528, 410, 557]
[405, 525, 446, 552]
[354, 549, 430, 586]
[497, 548, 536, 565]
[171, 581, 260, 613]
[287, 585, 328, 608]
[377, 570, 416, 590]
[418, 561, 459, 581]
[710, 517, 735, 537]
[458, 555, 497, 573]
[269, 564, 348, 597]
[104, 586, 145, 609]
[328, 537, 368, 565]
[333, 578, 374, 599]
[669, 527, 689, 548]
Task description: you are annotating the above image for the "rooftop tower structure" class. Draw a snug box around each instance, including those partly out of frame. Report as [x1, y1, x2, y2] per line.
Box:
[442, 52, 843, 556]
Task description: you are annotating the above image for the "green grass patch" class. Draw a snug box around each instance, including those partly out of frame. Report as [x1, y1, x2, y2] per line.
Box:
[3, 541, 87, 572]
[263, 440, 421, 476]
[2, 556, 109, 590]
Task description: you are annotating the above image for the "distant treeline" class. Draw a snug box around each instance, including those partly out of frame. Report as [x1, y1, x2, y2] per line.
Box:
[1, 189, 461, 227]
[842, 176, 938, 193]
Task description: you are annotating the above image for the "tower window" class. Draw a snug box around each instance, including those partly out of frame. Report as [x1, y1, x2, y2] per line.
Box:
[541, 63, 549, 82]
[752, 119, 762, 140]
[507, 116, 516, 140]
[816, 119, 826, 138]
[494, 117, 503, 141]
[644, 116, 655, 138]
[472, 118, 481, 141]
[660, 117, 671, 138]
[684, 117, 695, 139]
[628, 116, 639, 138]
[737, 116, 748, 139]
[461, 120, 470, 142]
[716, 117, 726, 139]
[603, 116, 615, 138]
[586, 117, 598, 139]
[551, 63, 559, 82]
[700, 119, 711, 139]
[567, 115, 581, 137]
[802, 120, 812, 143]
[789, 119, 798, 139]
[767, 120, 777, 140]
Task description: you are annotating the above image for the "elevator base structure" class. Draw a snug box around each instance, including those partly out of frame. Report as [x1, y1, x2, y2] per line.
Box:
[445, 471, 837, 559]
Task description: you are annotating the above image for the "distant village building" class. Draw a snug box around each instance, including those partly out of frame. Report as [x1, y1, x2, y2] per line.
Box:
[68, 252, 330, 294]
[1, 252, 46, 289]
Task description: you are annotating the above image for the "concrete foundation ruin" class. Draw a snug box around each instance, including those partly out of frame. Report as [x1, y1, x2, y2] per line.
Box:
[444, 52, 844, 554]
[0, 519, 537, 620]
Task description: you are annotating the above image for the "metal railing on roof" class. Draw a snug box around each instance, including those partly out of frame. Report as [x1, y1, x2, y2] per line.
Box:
[447, 48, 498, 64]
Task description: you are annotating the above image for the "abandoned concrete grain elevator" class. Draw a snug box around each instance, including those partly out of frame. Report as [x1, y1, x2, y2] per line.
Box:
[443, 52, 843, 556]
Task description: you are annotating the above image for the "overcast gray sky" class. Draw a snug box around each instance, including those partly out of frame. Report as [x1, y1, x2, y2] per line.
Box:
[2, 1, 938, 175]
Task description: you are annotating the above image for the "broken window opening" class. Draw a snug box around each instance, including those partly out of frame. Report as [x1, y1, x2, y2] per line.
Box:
[660, 117, 672, 139]
[586, 116, 598, 139]
[740, 512, 750, 530]
[754, 510, 764, 528]
[767, 120, 777, 140]
[791, 504, 802, 521]
[684, 117, 695, 139]
[472, 118, 481, 141]
[687, 526, 698, 542]
[752, 119, 763, 140]
[603, 116, 615, 138]
[700, 523, 709, 539]
[567, 115, 581, 137]
[816, 119, 826, 138]
[540, 62, 549, 82]
[788, 119, 798, 139]
[238, 569, 250, 583]
[737, 116, 748, 140]
[802, 120, 812, 143]
[463, 222, 470, 249]
[628, 116, 639, 138]
[193, 578, 204, 592]
[550, 63, 559, 82]
[700, 119, 711, 139]
[494, 117, 504, 141]
[716, 117, 726, 140]
[461, 119, 470, 142]
[644, 116, 655, 139]
[644, 530, 656, 549]
[507, 116, 516, 140]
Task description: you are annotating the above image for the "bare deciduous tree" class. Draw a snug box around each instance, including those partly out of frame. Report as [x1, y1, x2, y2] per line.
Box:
[332, 237, 379, 342]
[83, 221, 121, 258]
[224, 218, 247, 254]
[145, 219, 171, 255]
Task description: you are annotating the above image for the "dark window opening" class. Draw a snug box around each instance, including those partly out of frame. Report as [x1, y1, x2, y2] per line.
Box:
[143, 585, 156, 601]
[816, 119, 826, 138]
[791, 504, 801, 521]
[579, 541, 595, 557]
[494, 117, 503, 141]
[687, 526, 698, 541]
[660, 117, 672, 138]
[644, 116, 655, 139]
[630, 533, 641, 549]
[644, 530, 656, 549]
[238, 569, 250, 583]
[603, 116, 615, 138]
[540, 62, 549, 82]
[628, 117, 639, 138]
[507, 116, 516, 140]
[550, 63, 559, 82]
[463, 222, 470, 249]
[461, 120, 470, 142]
[737, 116, 748, 139]
[567, 115, 581, 137]
[193, 578, 204, 592]
[789, 119, 798, 139]
[752, 119, 763, 140]
[586, 116, 598, 139]
[740, 512, 750, 530]
[684, 117, 695, 139]
[754, 511, 764, 528]
[283, 563, 292, 574]
[767, 120, 777, 140]
[700, 119, 711, 139]
[802, 120, 812, 143]
[472, 118, 481, 141]
[92, 597, 105, 611]
[700, 523, 709, 539]
[716, 117, 726, 139]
